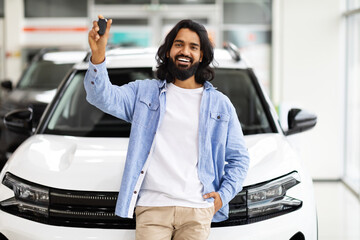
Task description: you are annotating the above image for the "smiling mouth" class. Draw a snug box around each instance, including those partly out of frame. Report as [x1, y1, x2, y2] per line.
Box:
[176, 56, 192, 67]
[177, 57, 191, 63]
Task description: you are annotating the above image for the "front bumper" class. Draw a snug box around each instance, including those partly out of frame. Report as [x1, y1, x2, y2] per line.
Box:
[0, 200, 317, 240]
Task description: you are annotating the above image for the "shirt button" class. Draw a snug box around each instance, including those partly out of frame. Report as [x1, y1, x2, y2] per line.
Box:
[134, 191, 137, 194]
[91, 81, 94, 85]
[141, 171, 144, 174]
[217, 115, 221, 119]
[149, 103, 151, 107]
[94, 69, 97, 72]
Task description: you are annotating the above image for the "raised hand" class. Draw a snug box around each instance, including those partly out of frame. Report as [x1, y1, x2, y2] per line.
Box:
[88, 14, 112, 64]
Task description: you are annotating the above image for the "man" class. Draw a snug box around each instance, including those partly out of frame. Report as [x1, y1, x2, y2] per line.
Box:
[85, 16, 250, 240]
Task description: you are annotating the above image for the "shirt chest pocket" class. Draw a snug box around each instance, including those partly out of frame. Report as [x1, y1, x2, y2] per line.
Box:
[209, 112, 230, 142]
[210, 112, 230, 122]
[133, 97, 160, 127]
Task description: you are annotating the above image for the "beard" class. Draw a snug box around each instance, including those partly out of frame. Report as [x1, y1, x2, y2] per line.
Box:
[167, 56, 200, 81]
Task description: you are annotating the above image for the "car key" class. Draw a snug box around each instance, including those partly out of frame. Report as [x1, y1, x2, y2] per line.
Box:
[97, 18, 107, 36]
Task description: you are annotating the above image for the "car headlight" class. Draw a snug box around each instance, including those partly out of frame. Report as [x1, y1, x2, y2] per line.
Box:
[0, 172, 49, 217]
[246, 171, 301, 218]
[214, 171, 302, 227]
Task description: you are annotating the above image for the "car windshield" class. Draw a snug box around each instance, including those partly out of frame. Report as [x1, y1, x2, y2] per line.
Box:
[17, 61, 74, 90]
[44, 68, 273, 137]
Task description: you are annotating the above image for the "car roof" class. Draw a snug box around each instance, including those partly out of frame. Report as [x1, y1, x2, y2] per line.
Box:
[40, 51, 87, 64]
[74, 47, 249, 71]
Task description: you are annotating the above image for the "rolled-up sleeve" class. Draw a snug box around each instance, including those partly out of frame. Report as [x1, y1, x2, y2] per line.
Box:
[84, 59, 138, 123]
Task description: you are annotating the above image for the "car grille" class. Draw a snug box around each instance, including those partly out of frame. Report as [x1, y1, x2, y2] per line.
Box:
[48, 189, 136, 229]
[48, 189, 248, 229]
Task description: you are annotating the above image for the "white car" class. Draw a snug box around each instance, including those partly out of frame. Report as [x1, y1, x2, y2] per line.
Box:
[0, 46, 318, 240]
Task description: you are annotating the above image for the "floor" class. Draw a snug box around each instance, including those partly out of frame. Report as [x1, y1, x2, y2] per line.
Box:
[313, 181, 360, 240]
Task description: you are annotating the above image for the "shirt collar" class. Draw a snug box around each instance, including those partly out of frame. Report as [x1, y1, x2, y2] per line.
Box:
[158, 80, 214, 91]
[158, 80, 167, 89]
[203, 81, 214, 90]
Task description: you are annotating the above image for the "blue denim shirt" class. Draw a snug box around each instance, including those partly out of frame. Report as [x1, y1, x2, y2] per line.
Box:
[84, 60, 250, 222]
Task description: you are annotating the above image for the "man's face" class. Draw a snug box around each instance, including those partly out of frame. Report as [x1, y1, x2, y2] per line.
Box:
[167, 28, 203, 81]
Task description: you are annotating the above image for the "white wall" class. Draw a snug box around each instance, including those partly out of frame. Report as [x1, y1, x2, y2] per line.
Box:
[0, 19, 4, 80]
[4, 0, 23, 84]
[273, 0, 345, 179]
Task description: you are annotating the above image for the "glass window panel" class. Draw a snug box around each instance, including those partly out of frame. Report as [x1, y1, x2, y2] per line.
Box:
[223, 1, 271, 24]
[111, 18, 148, 26]
[109, 30, 151, 47]
[162, 18, 208, 26]
[17, 61, 74, 90]
[347, 0, 360, 10]
[0, 0, 4, 18]
[109, 19, 150, 47]
[25, 0, 87, 18]
[160, 0, 215, 4]
[223, 29, 271, 47]
[95, 0, 151, 4]
[345, 14, 360, 195]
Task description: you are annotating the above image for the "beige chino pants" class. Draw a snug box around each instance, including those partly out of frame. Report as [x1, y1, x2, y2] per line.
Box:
[135, 206, 214, 240]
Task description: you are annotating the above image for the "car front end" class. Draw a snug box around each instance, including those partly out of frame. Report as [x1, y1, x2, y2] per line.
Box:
[0, 133, 317, 240]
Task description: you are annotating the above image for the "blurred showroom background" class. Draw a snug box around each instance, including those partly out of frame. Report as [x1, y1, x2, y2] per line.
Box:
[0, 0, 359, 239]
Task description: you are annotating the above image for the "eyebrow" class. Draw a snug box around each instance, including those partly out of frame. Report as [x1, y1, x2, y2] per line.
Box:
[174, 39, 200, 47]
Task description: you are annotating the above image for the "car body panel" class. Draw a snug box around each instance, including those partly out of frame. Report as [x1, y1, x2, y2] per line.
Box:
[3, 133, 301, 192]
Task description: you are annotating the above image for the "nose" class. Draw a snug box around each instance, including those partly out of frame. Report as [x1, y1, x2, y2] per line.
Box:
[180, 45, 190, 56]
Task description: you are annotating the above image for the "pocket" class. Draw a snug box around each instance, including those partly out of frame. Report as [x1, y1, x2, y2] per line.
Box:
[209, 111, 230, 143]
[210, 112, 230, 122]
[139, 98, 159, 111]
[135, 206, 149, 218]
[133, 98, 159, 127]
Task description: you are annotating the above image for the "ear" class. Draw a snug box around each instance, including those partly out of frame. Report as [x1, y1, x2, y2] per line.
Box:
[200, 51, 203, 62]
[166, 51, 170, 58]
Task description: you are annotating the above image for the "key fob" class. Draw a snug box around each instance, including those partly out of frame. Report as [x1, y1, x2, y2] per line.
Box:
[97, 18, 107, 36]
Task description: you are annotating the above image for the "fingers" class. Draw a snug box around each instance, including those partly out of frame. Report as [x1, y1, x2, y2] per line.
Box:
[90, 17, 112, 39]
[92, 20, 99, 32]
[89, 20, 100, 41]
[105, 19, 112, 36]
[89, 29, 100, 42]
[88, 15, 111, 56]
[203, 192, 218, 199]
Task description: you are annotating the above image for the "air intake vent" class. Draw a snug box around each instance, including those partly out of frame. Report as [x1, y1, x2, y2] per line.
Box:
[48, 189, 135, 229]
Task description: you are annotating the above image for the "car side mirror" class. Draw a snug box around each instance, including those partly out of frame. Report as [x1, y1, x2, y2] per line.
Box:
[4, 108, 34, 135]
[1, 80, 13, 91]
[285, 108, 317, 136]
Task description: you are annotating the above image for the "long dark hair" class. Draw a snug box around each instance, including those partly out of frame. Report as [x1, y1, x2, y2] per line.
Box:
[156, 19, 215, 84]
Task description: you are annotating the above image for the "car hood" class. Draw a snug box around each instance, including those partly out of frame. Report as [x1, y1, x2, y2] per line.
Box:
[2, 133, 302, 191]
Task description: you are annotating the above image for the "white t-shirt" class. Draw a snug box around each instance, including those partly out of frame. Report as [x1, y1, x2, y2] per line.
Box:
[136, 83, 212, 208]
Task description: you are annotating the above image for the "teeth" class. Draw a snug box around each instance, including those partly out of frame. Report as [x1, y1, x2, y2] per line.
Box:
[178, 58, 190, 62]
